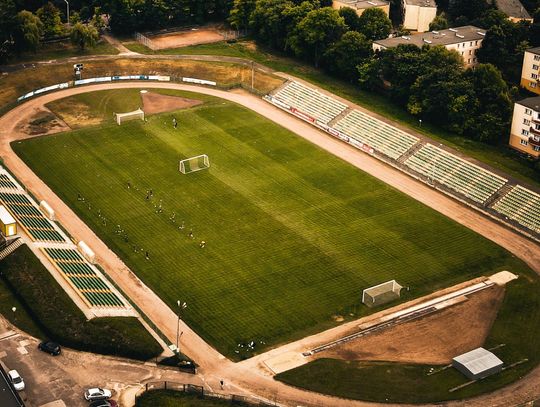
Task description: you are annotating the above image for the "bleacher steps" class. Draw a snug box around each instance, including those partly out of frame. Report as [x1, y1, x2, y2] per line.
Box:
[397, 141, 424, 164]
[0, 237, 22, 261]
[486, 183, 515, 208]
[328, 107, 353, 127]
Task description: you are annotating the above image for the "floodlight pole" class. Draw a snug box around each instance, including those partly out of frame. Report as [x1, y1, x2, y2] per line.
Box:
[251, 61, 254, 91]
[176, 300, 187, 354]
[64, 0, 70, 24]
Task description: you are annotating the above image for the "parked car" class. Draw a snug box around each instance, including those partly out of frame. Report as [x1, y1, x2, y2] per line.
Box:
[7, 370, 24, 391]
[84, 388, 112, 401]
[89, 400, 118, 407]
[38, 341, 61, 356]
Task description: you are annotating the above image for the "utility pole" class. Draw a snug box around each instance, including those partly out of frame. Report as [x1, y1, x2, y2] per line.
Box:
[176, 300, 187, 354]
[64, 0, 70, 24]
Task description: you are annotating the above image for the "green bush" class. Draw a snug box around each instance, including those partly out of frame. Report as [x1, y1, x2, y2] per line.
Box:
[0, 245, 162, 360]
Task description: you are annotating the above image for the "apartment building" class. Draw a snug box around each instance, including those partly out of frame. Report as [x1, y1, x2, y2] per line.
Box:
[520, 47, 540, 95]
[332, 0, 390, 17]
[373, 26, 486, 67]
[401, 0, 437, 32]
[509, 96, 540, 158]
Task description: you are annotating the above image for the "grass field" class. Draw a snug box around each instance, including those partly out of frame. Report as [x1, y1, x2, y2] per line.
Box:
[276, 270, 540, 402]
[123, 39, 540, 187]
[0, 245, 163, 360]
[12, 89, 535, 360]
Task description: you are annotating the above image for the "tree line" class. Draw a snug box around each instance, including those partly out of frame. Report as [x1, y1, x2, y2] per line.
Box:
[228, 0, 539, 146]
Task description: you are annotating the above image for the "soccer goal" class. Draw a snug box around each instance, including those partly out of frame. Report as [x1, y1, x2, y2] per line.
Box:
[362, 280, 403, 308]
[114, 108, 145, 125]
[179, 154, 210, 174]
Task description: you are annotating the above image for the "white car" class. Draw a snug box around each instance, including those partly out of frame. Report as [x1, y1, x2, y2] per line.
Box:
[84, 388, 112, 401]
[8, 369, 25, 391]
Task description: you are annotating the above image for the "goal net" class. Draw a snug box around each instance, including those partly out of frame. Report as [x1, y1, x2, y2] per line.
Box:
[362, 280, 403, 308]
[179, 154, 210, 174]
[114, 108, 145, 125]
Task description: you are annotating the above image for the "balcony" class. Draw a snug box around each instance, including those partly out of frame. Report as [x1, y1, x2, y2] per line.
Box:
[528, 136, 540, 147]
[530, 126, 540, 136]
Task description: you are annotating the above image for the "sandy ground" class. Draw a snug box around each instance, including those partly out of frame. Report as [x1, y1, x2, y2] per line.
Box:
[141, 91, 202, 114]
[15, 106, 70, 136]
[150, 29, 226, 50]
[1, 82, 540, 407]
[318, 285, 504, 364]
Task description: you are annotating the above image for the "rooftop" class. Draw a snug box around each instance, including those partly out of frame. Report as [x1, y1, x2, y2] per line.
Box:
[495, 0, 531, 20]
[453, 348, 503, 376]
[527, 47, 540, 56]
[335, 0, 390, 9]
[518, 96, 540, 111]
[374, 26, 486, 49]
[404, 0, 436, 7]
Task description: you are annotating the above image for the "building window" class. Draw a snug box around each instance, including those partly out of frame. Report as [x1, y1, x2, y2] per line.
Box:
[533, 73, 539, 79]
[522, 129, 530, 136]
[457, 43, 460, 48]
[520, 140, 529, 146]
[468, 58, 471, 64]
[533, 64, 539, 70]
[532, 83, 538, 88]
[524, 119, 531, 125]
[470, 41, 472, 46]
[534, 146, 540, 152]
[473, 57, 477, 63]
[526, 108, 533, 115]
[536, 123, 540, 130]
[461, 51, 464, 55]
[535, 55, 540, 61]
[468, 50, 472, 55]
[475, 40, 478, 45]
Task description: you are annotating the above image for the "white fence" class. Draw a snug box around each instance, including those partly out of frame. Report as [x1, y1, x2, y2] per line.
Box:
[134, 32, 156, 50]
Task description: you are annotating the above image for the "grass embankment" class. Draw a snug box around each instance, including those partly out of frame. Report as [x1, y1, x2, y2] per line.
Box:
[123, 39, 540, 187]
[136, 390, 251, 407]
[12, 89, 534, 360]
[276, 271, 540, 403]
[0, 245, 162, 360]
[6, 39, 119, 64]
[0, 56, 283, 117]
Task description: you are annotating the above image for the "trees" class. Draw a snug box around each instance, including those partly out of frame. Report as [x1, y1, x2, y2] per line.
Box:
[338, 6, 361, 32]
[357, 8, 391, 40]
[250, 0, 292, 49]
[228, 0, 256, 29]
[429, 12, 448, 31]
[0, 0, 17, 60]
[323, 30, 372, 81]
[36, 2, 63, 38]
[288, 7, 347, 66]
[70, 22, 99, 51]
[14, 10, 43, 52]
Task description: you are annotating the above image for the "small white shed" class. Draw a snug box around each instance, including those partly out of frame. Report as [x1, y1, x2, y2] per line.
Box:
[0, 206, 17, 237]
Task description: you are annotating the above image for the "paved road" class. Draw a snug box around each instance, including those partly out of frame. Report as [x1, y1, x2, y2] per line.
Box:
[1, 83, 539, 407]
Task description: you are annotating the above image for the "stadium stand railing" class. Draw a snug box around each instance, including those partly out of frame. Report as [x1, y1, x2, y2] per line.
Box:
[404, 144, 507, 204]
[333, 109, 419, 160]
[492, 185, 540, 234]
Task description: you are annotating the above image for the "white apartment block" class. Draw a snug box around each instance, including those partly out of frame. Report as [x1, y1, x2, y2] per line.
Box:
[509, 96, 540, 158]
[373, 26, 486, 68]
[402, 0, 437, 32]
[332, 0, 390, 17]
[520, 47, 540, 96]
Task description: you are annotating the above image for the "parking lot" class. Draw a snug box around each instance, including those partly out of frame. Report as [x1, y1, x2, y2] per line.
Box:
[0, 318, 203, 407]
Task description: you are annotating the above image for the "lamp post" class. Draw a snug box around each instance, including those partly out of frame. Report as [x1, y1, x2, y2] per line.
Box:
[64, 0, 70, 24]
[176, 300, 187, 354]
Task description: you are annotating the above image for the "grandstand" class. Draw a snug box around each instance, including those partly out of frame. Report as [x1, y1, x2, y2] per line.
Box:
[404, 144, 507, 204]
[0, 174, 18, 190]
[0, 192, 66, 242]
[492, 185, 540, 234]
[333, 109, 419, 160]
[42, 247, 125, 307]
[271, 81, 348, 124]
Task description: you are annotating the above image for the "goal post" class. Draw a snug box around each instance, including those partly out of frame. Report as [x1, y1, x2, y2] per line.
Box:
[179, 154, 210, 174]
[362, 280, 403, 308]
[114, 108, 145, 125]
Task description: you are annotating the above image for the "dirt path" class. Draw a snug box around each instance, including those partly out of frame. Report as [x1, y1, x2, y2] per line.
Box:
[1, 82, 539, 407]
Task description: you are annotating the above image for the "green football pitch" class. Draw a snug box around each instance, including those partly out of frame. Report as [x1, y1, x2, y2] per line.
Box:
[13, 89, 532, 359]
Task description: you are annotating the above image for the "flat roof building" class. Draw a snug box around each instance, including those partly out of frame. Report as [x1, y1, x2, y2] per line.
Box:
[333, 0, 390, 17]
[373, 26, 486, 67]
[495, 0, 532, 22]
[520, 47, 540, 96]
[402, 0, 437, 32]
[509, 96, 540, 158]
[452, 348, 504, 380]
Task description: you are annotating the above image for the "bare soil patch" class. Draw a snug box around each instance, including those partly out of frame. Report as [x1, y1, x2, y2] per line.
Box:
[150, 28, 225, 50]
[141, 91, 203, 114]
[317, 285, 505, 365]
[16, 107, 70, 136]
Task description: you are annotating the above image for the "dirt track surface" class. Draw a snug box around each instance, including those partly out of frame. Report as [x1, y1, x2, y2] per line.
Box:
[1, 82, 540, 407]
[141, 91, 203, 114]
[150, 29, 226, 50]
[318, 285, 504, 364]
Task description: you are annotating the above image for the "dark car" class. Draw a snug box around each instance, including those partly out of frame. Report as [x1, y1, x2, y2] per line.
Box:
[89, 400, 118, 407]
[38, 341, 61, 356]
